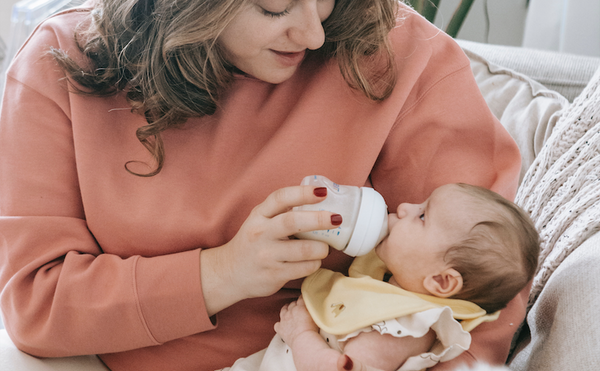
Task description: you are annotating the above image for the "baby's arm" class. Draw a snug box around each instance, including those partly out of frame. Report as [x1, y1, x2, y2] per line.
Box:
[284, 330, 340, 371]
[342, 327, 436, 371]
[275, 297, 435, 371]
[275, 297, 341, 371]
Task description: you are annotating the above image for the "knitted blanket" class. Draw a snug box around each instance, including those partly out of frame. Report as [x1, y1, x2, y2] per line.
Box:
[516, 66, 600, 308]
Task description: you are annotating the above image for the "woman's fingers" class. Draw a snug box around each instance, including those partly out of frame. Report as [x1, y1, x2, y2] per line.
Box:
[265, 240, 328, 282]
[252, 184, 342, 242]
[272, 209, 341, 237]
[277, 259, 323, 283]
[255, 185, 327, 219]
[207, 185, 337, 305]
[274, 239, 329, 263]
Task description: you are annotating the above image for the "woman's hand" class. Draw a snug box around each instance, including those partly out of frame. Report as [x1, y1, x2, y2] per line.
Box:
[200, 185, 340, 316]
[275, 296, 320, 347]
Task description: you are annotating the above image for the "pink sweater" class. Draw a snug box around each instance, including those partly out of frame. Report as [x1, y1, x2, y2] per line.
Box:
[0, 5, 522, 371]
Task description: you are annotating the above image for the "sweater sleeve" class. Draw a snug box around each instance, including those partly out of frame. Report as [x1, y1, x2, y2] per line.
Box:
[371, 61, 521, 207]
[370, 35, 522, 368]
[0, 15, 215, 357]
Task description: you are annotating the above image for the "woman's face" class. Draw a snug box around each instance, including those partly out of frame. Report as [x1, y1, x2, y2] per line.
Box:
[218, 0, 336, 84]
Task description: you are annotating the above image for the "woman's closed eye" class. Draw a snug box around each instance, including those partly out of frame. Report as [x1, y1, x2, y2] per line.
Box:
[261, 7, 290, 18]
[258, 0, 291, 19]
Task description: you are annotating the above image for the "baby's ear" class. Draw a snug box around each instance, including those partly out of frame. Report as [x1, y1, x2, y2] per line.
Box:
[423, 268, 463, 298]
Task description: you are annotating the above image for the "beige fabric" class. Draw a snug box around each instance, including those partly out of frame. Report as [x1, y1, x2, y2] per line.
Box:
[461, 47, 569, 183]
[515, 66, 600, 307]
[508, 230, 600, 371]
[458, 39, 600, 102]
[507, 67, 600, 370]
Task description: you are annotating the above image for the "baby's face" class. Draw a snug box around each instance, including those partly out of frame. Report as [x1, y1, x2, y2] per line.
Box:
[375, 184, 482, 294]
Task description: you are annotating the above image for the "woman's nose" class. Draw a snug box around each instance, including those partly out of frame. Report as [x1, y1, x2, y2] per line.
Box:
[288, 4, 326, 50]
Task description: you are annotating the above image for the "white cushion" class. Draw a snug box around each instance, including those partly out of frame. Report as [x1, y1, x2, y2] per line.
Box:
[458, 39, 600, 102]
[461, 46, 570, 183]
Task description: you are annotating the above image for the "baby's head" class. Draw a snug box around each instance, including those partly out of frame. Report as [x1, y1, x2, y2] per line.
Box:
[376, 183, 539, 313]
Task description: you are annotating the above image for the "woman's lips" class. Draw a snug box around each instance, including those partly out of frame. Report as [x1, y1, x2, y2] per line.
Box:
[271, 50, 306, 67]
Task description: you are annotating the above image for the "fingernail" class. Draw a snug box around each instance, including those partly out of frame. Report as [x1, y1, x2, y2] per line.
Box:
[331, 214, 343, 226]
[343, 355, 353, 371]
[314, 187, 327, 197]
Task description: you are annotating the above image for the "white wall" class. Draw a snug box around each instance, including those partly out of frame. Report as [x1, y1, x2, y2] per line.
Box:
[1, 0, 530, 51]
[6, 0, 600, 57]
[0, 0, 17, 328]
[433, 0, 529, 46]
[523, 0, 600, 57]
[0, 0, 19, 44]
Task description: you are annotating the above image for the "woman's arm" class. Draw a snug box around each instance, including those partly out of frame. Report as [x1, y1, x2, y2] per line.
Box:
[0, 78, 337, 357]
[0, 66, 214, 356]
[0, 13, 338, 357]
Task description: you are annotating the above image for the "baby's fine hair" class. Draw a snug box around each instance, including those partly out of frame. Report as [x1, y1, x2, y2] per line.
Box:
[443, 184, 540, 313]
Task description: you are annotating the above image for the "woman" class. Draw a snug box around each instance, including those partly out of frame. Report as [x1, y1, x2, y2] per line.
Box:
[0, 0, 524, 370]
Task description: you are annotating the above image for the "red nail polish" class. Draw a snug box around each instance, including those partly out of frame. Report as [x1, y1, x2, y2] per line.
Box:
[314, 187, 327, 197]
[331, 214, 343, 226]
[343, 355, 353, 371]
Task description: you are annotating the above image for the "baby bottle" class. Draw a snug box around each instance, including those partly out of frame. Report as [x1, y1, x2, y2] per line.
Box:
[294, 175, 388, 256]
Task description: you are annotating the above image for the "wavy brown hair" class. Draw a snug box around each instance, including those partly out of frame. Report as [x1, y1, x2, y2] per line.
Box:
[52, 0, 400, 176]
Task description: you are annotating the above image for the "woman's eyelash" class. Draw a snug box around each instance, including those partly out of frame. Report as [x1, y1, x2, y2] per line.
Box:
[419, 213, 425, 221]
[262, 8, 290, 18]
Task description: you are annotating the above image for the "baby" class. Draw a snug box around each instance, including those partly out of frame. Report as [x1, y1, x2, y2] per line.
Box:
[223, 183, 539, 371]
[274, 183, 540, 371]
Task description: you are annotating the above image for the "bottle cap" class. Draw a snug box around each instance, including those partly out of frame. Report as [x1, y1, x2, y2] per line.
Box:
[344, 187, 388, 256]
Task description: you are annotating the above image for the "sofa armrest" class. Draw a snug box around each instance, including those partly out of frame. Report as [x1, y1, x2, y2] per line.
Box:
[457, 39, 600, 102]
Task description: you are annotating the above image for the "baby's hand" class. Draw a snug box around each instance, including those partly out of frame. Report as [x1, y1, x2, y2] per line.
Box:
[275, 296, 319, 347]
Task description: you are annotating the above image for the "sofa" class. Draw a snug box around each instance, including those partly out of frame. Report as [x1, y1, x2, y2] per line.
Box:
[1, 39, 600, 370]
[457, 40, 600, 371]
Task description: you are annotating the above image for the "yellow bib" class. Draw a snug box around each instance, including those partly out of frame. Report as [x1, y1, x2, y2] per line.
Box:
[301, 251, 499, 335]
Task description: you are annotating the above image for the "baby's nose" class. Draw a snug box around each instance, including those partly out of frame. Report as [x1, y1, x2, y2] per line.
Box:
[397, 202, 423, 219]
[396, 203, 410, 218]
